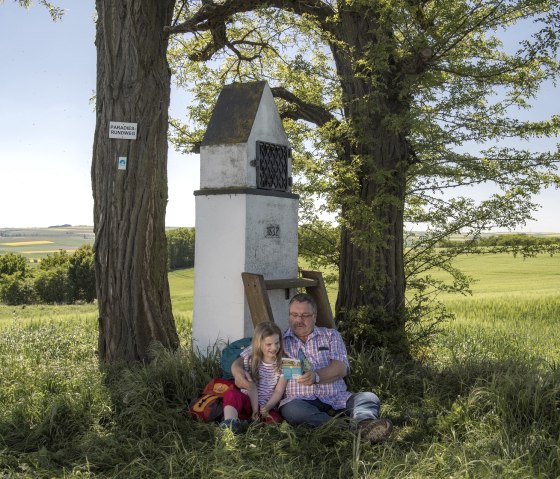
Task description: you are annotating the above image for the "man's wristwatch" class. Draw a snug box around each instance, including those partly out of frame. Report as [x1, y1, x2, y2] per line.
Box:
[314, 371, 320, 384]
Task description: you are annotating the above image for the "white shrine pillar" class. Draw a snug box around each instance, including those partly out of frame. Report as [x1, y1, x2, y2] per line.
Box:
[192, 81, 299, 351]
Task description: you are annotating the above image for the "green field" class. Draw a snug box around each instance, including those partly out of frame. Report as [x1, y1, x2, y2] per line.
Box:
[433, 252, 560, 298]
[424, 253, 560, 364]
[1, 253, 559, 478]
[0, 226, 94, 261]
[2, 252, 558, 347]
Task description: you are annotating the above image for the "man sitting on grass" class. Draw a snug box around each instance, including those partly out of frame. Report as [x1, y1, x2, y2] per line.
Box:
[232, 293, 393, 444]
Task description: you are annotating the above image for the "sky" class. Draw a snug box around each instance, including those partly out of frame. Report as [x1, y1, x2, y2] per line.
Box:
[0, 0, 198, 229]
[0, 1, 558, 232]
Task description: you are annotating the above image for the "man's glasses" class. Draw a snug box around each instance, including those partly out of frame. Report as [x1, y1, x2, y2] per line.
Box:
[289, 312, 314, 319]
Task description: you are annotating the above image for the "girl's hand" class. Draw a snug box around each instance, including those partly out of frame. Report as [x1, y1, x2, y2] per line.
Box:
[259, 406, 270, 418]
[251, 411, 260, 421]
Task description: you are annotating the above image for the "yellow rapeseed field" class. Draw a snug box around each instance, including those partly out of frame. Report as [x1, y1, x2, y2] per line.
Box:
[0, 241, 53, 246]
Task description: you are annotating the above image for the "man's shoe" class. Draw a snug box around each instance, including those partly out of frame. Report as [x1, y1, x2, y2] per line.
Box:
[358, 418, 393, 444]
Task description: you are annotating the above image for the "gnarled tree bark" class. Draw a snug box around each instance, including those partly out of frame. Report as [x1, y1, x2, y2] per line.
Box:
[92, 0, 179, 363]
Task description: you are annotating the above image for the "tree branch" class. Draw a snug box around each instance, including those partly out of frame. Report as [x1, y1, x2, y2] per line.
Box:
[271, 86, 336, 127]
[187, 21, 229, 61]
[166, 0, 334, 36]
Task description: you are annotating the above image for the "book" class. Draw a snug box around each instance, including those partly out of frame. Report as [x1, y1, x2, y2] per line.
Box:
[281, 357, 302, 380]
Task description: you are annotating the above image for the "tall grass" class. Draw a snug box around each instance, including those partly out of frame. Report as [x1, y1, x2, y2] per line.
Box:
[0, 258, 559, 478]
[436, 295, 560, 364]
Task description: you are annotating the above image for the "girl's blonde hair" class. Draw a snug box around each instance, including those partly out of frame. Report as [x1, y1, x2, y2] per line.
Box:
[249, 321, 284, 384]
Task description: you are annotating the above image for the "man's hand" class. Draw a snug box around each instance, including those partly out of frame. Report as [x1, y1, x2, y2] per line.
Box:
[295, 360, 347, 386]
[296, 371, 316, 386]
[237, 370, 254, 389]
[231, 357, 253, 389]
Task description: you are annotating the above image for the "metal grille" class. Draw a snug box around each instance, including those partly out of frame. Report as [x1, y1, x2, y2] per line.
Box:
[256, 141, 289, 191]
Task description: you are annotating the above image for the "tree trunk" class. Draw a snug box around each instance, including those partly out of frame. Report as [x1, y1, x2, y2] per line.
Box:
[92, 0, 179, 363]
[330, 9, 409, 352]
[335, 143, 408, 351]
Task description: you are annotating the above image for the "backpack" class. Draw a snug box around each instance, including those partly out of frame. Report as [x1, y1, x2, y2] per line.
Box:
[188, 377, 235, 422]
[220, 337, 252, 380]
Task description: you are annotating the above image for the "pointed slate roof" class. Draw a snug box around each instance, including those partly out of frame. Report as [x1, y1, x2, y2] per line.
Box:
[201, 81, 267, 147]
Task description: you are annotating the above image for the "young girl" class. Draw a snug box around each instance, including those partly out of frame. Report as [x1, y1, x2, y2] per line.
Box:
[220, 321, 287, 432]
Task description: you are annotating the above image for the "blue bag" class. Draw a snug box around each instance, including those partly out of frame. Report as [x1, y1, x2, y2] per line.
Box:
[220, 337, 252, 379]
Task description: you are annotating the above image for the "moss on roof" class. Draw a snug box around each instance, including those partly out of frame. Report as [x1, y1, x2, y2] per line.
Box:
[201, 81, 267, 146]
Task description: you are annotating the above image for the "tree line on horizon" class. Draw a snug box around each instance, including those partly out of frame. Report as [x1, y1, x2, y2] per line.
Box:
[438, 233, 560, 249]
[3, 226, 556, 307]
[0, 228, 195, 306]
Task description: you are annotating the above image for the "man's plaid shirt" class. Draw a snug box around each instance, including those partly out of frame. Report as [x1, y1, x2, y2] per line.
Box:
[280, 326, 352, 410]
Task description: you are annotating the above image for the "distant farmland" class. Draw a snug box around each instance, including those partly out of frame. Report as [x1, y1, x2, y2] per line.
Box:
[0, 226, 94, 261]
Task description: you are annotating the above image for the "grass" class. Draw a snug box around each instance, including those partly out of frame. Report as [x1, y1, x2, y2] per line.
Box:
[427, 253, 560, 365]
[1, 255, 559, 478]
[433, 253, 560, 298]
[168, 268, 194, 330]
[0, 304, 98, 332]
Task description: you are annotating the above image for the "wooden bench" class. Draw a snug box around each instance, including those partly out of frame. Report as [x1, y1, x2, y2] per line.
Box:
[241, 270, 334, 328]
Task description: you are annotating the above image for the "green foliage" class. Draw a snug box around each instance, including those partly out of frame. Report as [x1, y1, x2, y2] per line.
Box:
[67, 244, 96, 302]
[166, 227, 195, 270]
[14, 0, 65, 21]
[167, 0, 560, 351]
[338, 304, 410, 355]
[0, 252, 29, 277]
[0, 272, 36, 305]
[0, 253, 35, 305]
[34, 265, 72, 304]
[298, 221, 339, 283]
[38, 249, 70, 270]
[0, 246, 96, 306]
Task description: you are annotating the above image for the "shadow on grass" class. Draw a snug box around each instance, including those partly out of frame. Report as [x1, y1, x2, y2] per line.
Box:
[1, 339, 560, 478]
